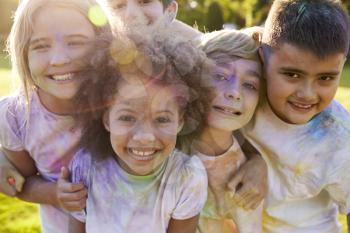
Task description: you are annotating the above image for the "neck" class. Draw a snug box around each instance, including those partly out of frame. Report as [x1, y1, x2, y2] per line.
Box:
[194, 126, 234, 156]
[38, 89, 75, 115]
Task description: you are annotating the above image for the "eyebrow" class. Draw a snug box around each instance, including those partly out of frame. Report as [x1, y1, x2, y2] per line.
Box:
[65, 34, 91, 40]
[29, 38, 49, 45]
[245, 69, 261, 79]
[280, 67, 340, 76]
[30, 34, 90, 44]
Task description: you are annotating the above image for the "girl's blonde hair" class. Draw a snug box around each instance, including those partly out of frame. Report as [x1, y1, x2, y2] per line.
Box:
[6, 0, 104, 103]
[199, 27, 262, 62]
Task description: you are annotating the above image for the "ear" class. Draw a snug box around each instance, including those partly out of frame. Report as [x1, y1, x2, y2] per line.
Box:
[166, 1, 178, 15]
[103, 111, 111, 132]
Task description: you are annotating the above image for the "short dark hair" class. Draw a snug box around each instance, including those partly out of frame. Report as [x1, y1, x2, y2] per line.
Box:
[262, 0, 350, 58]
[162, 0, 175, 8]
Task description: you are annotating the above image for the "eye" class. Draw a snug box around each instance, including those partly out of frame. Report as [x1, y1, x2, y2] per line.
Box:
[283, 72, 300, 79]
[155, 116, 171, 124]
[118, 115, 136, 122]
[31, 44, 50, 51]
[67, 40, 86, 47]
[214, 73, 228, 81]
[319, 76, 334, 81]
[243, 82, 258, 91]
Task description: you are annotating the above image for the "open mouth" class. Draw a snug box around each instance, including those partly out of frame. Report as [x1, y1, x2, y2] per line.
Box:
[213, 105, 242, 116]
[128, 148, 159, 161]
[48, 73, 74, 82]
[288, 101, 316, 111]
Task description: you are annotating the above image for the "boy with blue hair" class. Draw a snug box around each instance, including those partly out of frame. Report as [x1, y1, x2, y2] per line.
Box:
[242, 0, 350, 232]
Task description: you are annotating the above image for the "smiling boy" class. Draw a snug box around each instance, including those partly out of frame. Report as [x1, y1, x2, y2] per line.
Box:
[242, 0, 350, 232]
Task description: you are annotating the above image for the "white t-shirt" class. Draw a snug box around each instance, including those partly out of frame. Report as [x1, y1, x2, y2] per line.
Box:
[193, 138, 263, 233]
[242, 100, 350, 233]
[0, 91, 81, 233]
[69, 148, 208, 233]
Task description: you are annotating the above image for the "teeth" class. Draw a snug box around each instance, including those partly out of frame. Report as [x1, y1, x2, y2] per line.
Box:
[130, 149, 156, 156]
[292, 102, 313, 109]
[214, 106, 241, 115]
[51, 73, 73, 81]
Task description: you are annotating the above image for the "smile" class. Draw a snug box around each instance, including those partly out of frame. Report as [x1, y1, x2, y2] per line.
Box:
[49, 73, 74, 81]
[288, 101, 316, 111]
[213, 105, 242, 116]
[128, 148, 158, 161]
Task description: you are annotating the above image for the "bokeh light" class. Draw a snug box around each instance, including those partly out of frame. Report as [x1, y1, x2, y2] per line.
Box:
[88, 5, 108, 27]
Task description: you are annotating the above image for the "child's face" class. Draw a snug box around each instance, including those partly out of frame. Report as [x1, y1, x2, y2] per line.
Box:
[104, 0, 172, 26]
[263, 43, 345, 124]
[206, 58, 261, 132]
[104, 79, 184, 175]
[27, 6, 95, 105]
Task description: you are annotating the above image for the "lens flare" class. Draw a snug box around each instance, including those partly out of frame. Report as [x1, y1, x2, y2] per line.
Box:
[88, 5, 108, 27]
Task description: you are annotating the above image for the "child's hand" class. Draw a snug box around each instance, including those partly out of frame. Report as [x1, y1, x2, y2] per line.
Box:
[0, 165, 25, 196]
[0, 151, 25, 196]
[57, 167, 87, 212]
[227, 155, 267, 210]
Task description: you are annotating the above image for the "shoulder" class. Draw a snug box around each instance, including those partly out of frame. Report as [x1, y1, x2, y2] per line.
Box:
[69, 148, 93, 186]
[165, 149, 208, 189]
[313, 100, 350, 139]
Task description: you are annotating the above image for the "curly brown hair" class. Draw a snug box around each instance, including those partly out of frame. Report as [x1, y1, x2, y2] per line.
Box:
[74, 25, 213, 160]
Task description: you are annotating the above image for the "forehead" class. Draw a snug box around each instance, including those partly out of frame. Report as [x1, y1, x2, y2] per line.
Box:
[268, 43, 345, 73]
[215, 57, 261, 75]
[113, 79, 183, 109]
[31, 5, 94, 36]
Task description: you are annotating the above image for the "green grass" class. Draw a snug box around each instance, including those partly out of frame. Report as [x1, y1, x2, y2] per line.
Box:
[0, 57, 349, 232]
[0, 194, 40, 233]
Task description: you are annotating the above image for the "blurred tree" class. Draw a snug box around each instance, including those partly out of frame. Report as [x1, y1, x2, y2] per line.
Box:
[0, 0, 18, 45]
[206, 1, 224, 31]
[177, 0, 271, 31]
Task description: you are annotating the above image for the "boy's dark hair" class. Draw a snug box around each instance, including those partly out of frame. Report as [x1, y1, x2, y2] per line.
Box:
[162, 0, 175, 8]
[74, 25, 213, 160]
[262, 0, 350, 58]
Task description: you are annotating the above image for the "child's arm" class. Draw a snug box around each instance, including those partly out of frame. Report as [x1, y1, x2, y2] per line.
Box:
[68, 216, 85, 233]
[167, 215, 200, 233]
[0, 149, 25, 196]
[227, 135, 267, 210]
[3, 147, 86, 208]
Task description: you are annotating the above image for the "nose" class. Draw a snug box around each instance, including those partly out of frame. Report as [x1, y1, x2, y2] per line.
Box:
[133, 123, 156, 144]
[296, 81, 317, 100]
[50, 47, 71, 67]
[224, 84, 241, 101]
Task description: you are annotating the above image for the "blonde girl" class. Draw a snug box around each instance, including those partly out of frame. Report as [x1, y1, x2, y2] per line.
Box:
[0, 0, 106, 232]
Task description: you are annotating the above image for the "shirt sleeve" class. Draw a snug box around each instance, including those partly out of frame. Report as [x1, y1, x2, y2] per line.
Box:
[172, 156, 208, 220]
[325, 146, 350, 214]
[0, 95, 25, 151]
[68, 149, 92, 222]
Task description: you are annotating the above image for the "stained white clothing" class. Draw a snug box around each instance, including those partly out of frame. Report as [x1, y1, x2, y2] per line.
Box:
[242, 100, 350, 233]
[0, 91, 81, 233]
[69, 148, 208, 233]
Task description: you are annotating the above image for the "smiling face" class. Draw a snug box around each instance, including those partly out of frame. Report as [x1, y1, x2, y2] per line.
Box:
[104, 79, 184, 175]
[262, 43, 345, 124]
[103, 0, 174, 26]
[27, 5, 95, 113]
[206, 57, 261, 133]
